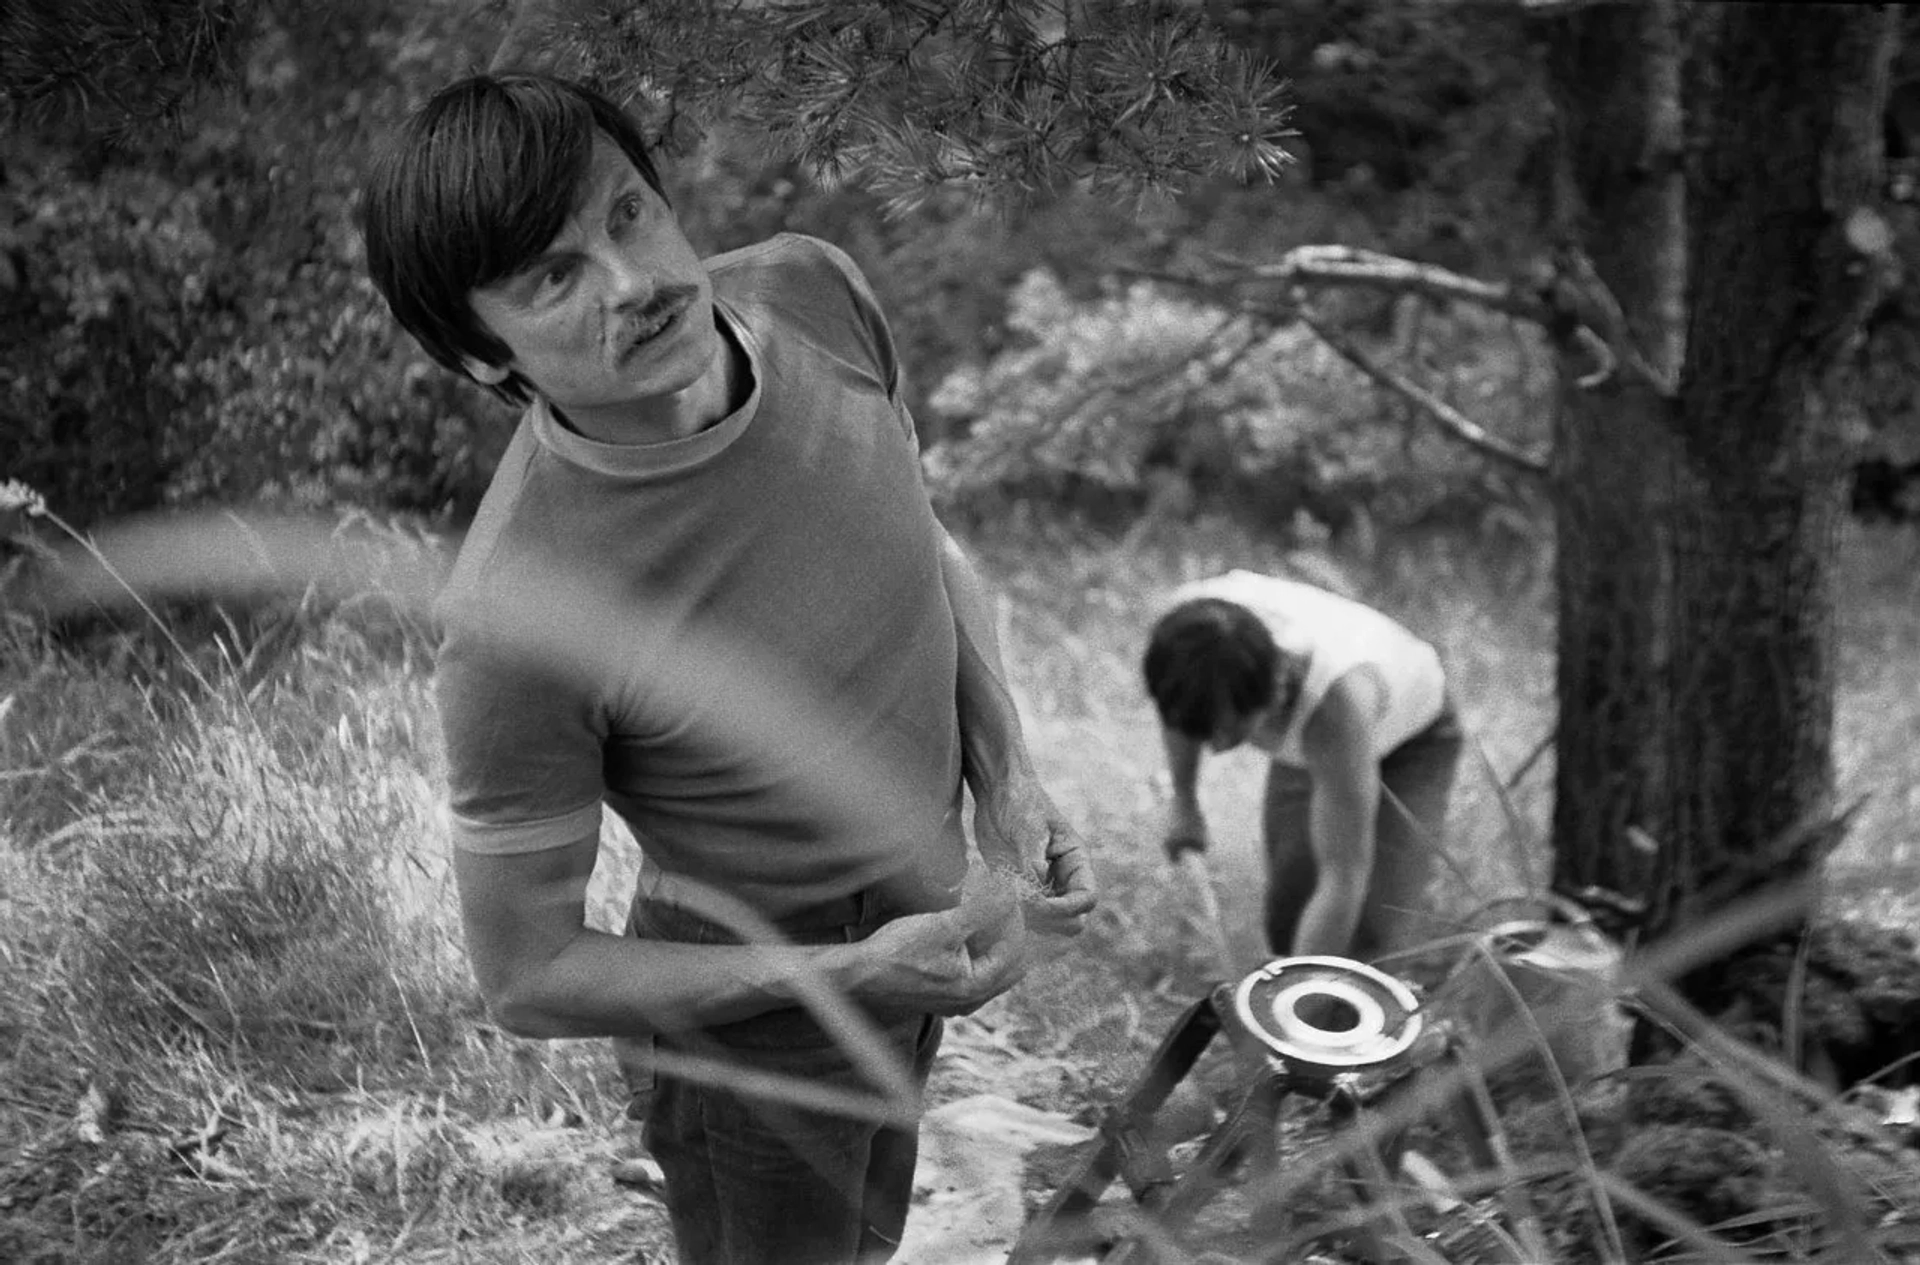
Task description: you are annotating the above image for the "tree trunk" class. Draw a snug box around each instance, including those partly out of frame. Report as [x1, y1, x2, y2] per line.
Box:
[1660, 4, 1896, 928]
[1549, 3, 1898, 953]
[1546, 0, 1687, 913]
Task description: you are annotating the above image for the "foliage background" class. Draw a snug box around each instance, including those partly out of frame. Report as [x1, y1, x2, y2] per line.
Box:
[6, 3, 1920, 1262]
[9, 0, 1919, 539]
[2, 0, 1583, 537]
[3, 0, 511, 525]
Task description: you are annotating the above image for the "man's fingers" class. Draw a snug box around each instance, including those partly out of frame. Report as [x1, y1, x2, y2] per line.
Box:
[1025, 893, 1095, 938]
[1024, 847, 1096, 936]
[1045, 884, 1097, 915]
[965, 915, 1030, 993]
[1046, 836, 1094, 888]
[1027, 821, 1095, 935]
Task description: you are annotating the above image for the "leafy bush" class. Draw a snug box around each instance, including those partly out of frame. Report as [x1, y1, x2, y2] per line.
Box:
[2, 0, 1564, 533]
[1, 159, 212, 522]
[923, 265, 1553, 532]
[158, 162, 512, 516]
[1, 2, 514, 530]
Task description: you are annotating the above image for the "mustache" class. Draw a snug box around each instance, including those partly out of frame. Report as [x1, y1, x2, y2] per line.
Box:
[617, 285, 699, 331]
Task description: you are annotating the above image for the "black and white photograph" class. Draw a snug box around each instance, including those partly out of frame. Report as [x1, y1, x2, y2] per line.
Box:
[5, 3, 1920, 1262]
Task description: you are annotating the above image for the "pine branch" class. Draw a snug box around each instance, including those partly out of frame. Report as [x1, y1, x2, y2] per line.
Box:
[494, 0, 1295, 204]
[0, 0, 260, 142]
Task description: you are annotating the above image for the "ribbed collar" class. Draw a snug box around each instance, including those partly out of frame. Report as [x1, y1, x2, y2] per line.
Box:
[527, 297, 763, 480]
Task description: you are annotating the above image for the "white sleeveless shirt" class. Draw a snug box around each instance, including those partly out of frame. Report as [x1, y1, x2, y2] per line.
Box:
[1166, 570, 1447, 767]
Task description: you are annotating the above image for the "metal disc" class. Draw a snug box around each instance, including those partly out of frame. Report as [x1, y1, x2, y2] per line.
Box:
[1231, 955, 1423, 1075]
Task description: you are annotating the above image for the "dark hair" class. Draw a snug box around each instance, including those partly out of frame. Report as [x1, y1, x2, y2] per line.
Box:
[358, 72, 668, 405]
[1142, 598, 1284, 740]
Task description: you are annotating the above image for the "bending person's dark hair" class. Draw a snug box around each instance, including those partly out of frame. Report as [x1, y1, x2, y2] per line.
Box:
[358, 72, 668, 405]
[1142, 598, 1282, 740]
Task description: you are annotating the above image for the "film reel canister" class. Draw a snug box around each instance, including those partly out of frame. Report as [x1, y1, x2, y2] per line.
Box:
[1230, 955, 1423, 1077]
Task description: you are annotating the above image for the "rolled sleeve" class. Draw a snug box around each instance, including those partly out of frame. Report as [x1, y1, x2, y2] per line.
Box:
[449, 800, 604, 854]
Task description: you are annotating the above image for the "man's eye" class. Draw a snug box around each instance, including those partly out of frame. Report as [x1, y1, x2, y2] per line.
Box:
[539, 259, 576, 290]
[617, 194, 644, 224]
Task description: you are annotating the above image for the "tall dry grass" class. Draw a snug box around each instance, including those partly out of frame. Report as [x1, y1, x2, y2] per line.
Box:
[1, 503, 1917, 1262]
[0, 522, 657, 1263]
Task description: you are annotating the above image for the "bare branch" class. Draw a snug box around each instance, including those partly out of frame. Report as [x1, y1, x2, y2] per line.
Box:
[1399, 0, 1626, 9]
[1212, 245, 1556, 325]
[1294, 308, 1551, 478]
[1516, 0, 1624, 13]
[1573, 326, 1618, 389]
[1127, 273, 1561, 475]
[1549, 247, 1680, 396]
[940, 313, 1265, 489]
[1152, 244, 1673, 398]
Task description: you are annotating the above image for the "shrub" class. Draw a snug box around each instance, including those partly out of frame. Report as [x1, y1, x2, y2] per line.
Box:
[922, 265, 1552, 532]
[1, 2, 515, 530]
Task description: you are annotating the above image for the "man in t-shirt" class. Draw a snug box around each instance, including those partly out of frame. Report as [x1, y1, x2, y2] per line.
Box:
[1142, 570, 1461, 963]
[358, 72, 1095, 1265]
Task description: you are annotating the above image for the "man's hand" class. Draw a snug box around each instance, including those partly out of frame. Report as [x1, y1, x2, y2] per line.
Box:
[852, 869, 1031, 1014]
[1162, 798, 1211, 862]
[1033, 817, 1097, 937]
[972, 776, 1098, 937]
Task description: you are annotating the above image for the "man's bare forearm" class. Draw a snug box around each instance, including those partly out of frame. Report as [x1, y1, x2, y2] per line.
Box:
[940, 530, 1031, 793]
[1162, 728, 1204, 807]
[483, 924, 871, 1040]
[1291, 778, 1376, 957]
[456, 834, 1031, 1042]
[935, 531, 1098, 934]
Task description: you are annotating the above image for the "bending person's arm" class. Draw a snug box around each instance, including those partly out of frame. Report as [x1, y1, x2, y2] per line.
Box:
[938, 528, 1096, 935]
[1160, 727, 1211, 859]
[1292, 673, 1383, 958]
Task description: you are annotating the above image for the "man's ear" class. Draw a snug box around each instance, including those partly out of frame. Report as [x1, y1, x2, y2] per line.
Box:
[461, 356, 512, 387]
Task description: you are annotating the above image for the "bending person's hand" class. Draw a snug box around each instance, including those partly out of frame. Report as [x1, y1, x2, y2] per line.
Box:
[1162, 798, 1210, 862]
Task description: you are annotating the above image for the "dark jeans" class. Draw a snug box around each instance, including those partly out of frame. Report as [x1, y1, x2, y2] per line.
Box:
[1261, 702, 1464, 961]
[615, 898, 943, 1265]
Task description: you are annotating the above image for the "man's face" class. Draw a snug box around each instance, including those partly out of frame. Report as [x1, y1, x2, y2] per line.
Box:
[463, 134, 718, 432]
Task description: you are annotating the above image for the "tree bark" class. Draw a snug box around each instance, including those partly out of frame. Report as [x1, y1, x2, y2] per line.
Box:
[1548, 2, 1899, 950]
[1546, 0, 1687, 913]
[1660, 4, 1897, 927]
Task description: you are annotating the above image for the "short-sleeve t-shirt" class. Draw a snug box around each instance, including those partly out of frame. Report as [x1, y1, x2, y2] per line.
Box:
[1167, 570, 1447, 766]
[434, 234, 967, 920]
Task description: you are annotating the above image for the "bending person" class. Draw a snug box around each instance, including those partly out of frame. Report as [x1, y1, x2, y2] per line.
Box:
[1143, 569, 1460, 963]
